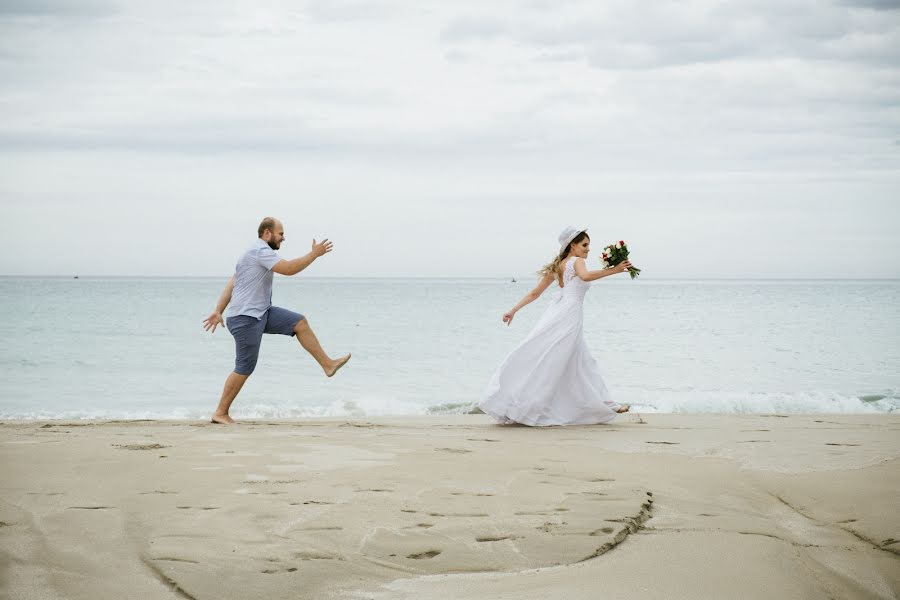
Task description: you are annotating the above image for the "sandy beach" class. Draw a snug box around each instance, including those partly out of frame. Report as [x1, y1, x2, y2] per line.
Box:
[1, 414, 898, 599]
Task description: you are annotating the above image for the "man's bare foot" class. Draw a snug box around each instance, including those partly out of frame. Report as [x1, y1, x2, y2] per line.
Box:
[616, 404, 630, 414]
[325, 353, 351, 378]
[211, 413, 236, 424]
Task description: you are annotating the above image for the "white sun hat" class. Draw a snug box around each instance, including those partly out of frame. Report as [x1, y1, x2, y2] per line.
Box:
[558, 225, 588, 251]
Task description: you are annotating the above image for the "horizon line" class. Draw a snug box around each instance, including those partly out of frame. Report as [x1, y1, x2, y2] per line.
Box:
[2, 275, 899, 282]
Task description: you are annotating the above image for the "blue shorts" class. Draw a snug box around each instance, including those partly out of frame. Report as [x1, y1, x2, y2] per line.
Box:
[226, 307, 305, 375]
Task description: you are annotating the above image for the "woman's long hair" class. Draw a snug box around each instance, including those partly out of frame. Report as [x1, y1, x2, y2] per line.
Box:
[537, 231, 589, 284]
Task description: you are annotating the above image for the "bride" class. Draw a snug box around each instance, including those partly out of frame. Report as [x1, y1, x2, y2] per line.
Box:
[479, 226, 632, 426]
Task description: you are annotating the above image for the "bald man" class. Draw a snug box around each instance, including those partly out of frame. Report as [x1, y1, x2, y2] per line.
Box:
[202, 217, 351, 424]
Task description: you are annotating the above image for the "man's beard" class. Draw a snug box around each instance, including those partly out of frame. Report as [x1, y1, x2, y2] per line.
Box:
[267, 240, 280, 250]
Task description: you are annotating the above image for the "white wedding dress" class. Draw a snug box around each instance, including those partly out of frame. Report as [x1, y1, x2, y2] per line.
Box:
[479, 257, 621, 426]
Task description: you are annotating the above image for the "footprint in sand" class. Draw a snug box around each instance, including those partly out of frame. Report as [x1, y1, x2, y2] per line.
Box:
[407, 550, 441, 559]
[113, 443, 168, 450]
[294, 551, 340, 560]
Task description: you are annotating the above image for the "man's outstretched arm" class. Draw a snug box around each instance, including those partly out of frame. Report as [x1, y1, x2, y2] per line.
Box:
[202, 275, 235, 333]
[271, 239, 333, 276]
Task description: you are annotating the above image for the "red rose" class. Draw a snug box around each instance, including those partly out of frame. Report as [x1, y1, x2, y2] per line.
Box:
[619, 240, 625, 245]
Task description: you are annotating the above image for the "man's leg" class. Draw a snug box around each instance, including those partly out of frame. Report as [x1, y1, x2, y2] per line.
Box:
[213, 315, 262, 424]
[212, 372, 249, 424]
[294, 317, 351, 377]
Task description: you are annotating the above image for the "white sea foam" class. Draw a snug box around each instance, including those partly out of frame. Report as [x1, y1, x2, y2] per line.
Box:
[622, 390, 900, 415]
[3, 391, 896, 420]
[238, 395, 430, 419]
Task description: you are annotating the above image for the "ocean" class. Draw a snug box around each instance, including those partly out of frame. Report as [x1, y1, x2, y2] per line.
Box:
[1, 277, 898, 420]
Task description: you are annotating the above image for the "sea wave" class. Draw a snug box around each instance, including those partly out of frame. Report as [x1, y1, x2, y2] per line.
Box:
[1, 390, 896, 421]
[0, 395, 431, 421]
[620, 389, 900, 415]
[428, 390, 900, 416]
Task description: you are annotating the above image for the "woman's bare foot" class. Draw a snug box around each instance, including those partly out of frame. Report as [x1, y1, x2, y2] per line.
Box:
[325, 353, 351, 378]
[211, 413, 236, 424]
[616, 404, 630, 414]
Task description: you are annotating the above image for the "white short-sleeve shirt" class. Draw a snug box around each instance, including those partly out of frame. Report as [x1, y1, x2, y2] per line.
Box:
[226, 239, 282, 319]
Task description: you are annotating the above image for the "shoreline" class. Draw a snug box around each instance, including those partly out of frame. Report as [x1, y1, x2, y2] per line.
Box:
[2, 406, 897, 423]
[2, 414, 898, 599]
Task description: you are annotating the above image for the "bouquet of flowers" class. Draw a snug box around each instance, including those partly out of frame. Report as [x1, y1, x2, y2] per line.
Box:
[601, 240, 641, 279]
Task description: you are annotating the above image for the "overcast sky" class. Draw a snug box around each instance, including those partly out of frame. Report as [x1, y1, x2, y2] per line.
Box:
[1, 0, 898, 278]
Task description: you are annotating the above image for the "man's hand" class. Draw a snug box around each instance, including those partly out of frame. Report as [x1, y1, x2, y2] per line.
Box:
[203, 311, 225, 333]
[502, 311, 515, 326]
[312, 238, 333, 258]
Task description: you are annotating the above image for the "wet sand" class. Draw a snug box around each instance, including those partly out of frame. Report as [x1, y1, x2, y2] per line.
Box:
[1, 414, 898, 599]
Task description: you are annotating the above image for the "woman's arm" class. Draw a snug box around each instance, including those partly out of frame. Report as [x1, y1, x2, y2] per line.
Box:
[503, 273, 555, 325]
[574, 258, 632, 282]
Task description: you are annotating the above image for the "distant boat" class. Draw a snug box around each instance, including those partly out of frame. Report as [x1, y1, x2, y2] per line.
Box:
[511, 277, 516, 283]
[73, 275, 79, 279]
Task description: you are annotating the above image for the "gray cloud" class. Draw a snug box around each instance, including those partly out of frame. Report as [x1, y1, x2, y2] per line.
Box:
[839, 0, 900, 9]
[302, 0, 398, 23]
[0, 0, 116, 17]
[439, 2, 900, 70]
[439, 16, 506, 42]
